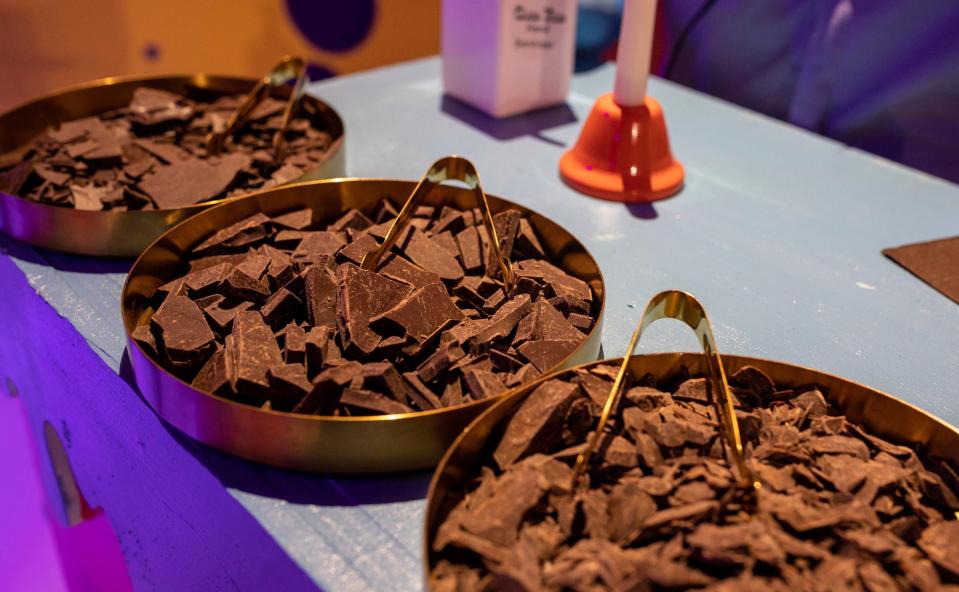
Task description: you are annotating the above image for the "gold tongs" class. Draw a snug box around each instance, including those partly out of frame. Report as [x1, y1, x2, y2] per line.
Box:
[571, 290, 762, 493]
[360, 156, 516, 296]
[206, 55, 308, 160]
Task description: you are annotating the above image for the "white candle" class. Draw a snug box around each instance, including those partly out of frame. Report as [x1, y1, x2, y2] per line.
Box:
[613, 0, 657, 106]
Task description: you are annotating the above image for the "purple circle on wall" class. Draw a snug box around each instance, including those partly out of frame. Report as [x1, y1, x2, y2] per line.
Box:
[285, 0, 376, 53]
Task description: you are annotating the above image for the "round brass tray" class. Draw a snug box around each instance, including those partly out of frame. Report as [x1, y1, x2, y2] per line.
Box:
[423, 352, 959, 580]
[0, 73, 344, 257]
[120, 178, 605, 473]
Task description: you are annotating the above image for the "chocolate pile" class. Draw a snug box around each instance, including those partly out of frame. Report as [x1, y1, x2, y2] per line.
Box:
[132, 201, 596, 415]
[430, 364, 959, 590]
[0, 87, 334, 210]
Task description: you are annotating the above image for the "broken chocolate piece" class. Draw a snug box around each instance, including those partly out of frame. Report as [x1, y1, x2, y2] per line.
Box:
[231, 311, 283, 398]
[336, 264, 412, 354]
[374, 282, 465, 343]
[493, 379, 579, 468]
[151, 292, 216, 366]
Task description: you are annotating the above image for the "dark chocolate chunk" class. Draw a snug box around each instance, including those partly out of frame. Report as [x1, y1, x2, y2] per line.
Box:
[141, 153, 250, 208]
[304, 265, 338, 327]
[231, 311, 283, 398]
[340, 388, 413, 415]
[493, 379, 579, 468]
[517, 339, 579, 372]
[260, 287, 301, 329]
[192, 347, 232, 395]
[405, 231, 464, 281]
[131, 324, 158, 358]
[515, 259, 592, 301]
[271, 208, 313, 230]
[462, 368, 506, 400]
[267, 363, 312, 408]
[374, 282, 465, 343]
[151, 292, 216, 366]
[282, 323, 307, 364]
[336, 264, 412, 354]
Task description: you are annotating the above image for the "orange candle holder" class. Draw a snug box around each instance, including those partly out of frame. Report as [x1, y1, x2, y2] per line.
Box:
[560, 92, 684, 203]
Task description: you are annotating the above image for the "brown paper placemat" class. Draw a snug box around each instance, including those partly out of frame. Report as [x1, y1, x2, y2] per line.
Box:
[883, 236, 959, 304]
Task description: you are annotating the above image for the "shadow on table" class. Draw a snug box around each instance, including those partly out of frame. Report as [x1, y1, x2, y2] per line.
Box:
[119, 349, 433, 507]
[625, 202, 659, 220]
[440, 94, 577, 147]
[0, 234, 133, 274]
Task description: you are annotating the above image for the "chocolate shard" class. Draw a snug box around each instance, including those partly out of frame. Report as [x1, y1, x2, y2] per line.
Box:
[454, 225, 483, 272]
[267, 363, 312, 409]
[529, 298, 584, 341]
[359, 361, 417, 405]
[486, 210, 520, 276]
[517, 339, 579, 372]
[403, 371, 443, 410]
[271, 208, 313, 230]
[303, 326, 336, 376]
[192, 347, 233, 395]
[514, 259, 592, 302]
[203, 300, 252, 334]
[336, 233, 379, 264]
[378, 253, 441, 290]
[140, 153, 250, 208]
[330, 209, 373, 232]
[340, 388, 413, 415]
[194, 213, 271, 253]
[184, 261, 232, 295]
[304, 265, 338, 327]
[231, 311, 283, 398]
[282, 323, 307, 364]
[133, 138, 190, 166]
[128, 87, 194, 126]
[462, 368, 506, 400]
[417, 343, 467, 383]
[260, 287, 302, 330]
[335, 264, 412, 354]
[471, 294, 532, 345]
[151, 292, 216, 366]
[514, 217, 545, 258]
[235, 253, 270, 280]
[373, 282, 465, 343]
[221, 267, 271, 302]
[918, 521, 959, 576]
[404, 231, 464, 281]
[131, 324, 158, 358]
[493, 379, 579, 468]
[293, 231, 347, 263]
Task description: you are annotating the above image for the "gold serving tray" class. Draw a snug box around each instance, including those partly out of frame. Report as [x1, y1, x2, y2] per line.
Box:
[424, 352, 959, 580]
[121, 178, 605, 473]
[0, 73, 344, 257]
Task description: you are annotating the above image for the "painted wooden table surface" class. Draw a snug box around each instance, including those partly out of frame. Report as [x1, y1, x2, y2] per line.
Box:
[2, 57, 958, 591]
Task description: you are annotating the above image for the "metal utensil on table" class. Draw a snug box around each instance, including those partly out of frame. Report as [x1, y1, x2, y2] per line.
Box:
[206, 55, 309, 161]
[0, 67, 343, 257]
[571, 290, 760, 492]
[121, 171, 605, 472]
[361, 156, 515, 295]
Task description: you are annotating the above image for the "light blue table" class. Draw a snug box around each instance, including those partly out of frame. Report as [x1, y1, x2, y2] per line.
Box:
[2, 57, 958, 591]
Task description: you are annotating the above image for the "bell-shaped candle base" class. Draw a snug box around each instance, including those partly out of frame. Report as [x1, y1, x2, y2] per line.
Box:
[560, 93, 683, 202]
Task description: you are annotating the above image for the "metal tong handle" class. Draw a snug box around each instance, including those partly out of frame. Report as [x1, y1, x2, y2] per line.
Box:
[360, 156, 516, 295]
[206, 55, 308, 160]
[571, 290, 761, 492]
